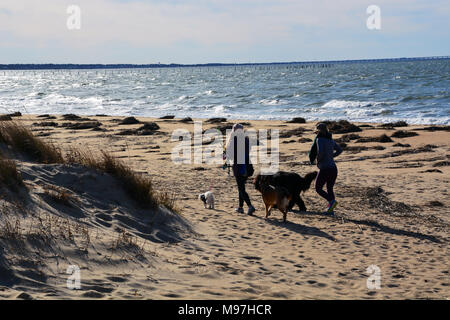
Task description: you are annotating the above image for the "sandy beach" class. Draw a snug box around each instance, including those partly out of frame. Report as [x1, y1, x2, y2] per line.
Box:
[0, 113, 448, 300]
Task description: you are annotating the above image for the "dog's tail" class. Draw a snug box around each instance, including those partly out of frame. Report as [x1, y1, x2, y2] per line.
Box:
[301, 171, 318, 192]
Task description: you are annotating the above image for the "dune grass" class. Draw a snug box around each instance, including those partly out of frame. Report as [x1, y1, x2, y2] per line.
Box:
[43, 185, 74, 207]
[155, 190, 180, 213]
[0, 121, 63, 163]
[0, 210, 92, 250]
[84, 151, 179, 211]
[67, 148, 159, 209]
[66, 148, 180, 212]
[0, 121, 178, 211]
[0, 152, 23, 191]
[0, 216, 22, 240]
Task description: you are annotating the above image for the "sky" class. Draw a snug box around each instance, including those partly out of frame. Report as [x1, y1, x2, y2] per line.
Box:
[0, 0, 449, 64]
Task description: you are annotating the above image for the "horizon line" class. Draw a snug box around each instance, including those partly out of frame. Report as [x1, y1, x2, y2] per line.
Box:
[1, 55, 449, 70]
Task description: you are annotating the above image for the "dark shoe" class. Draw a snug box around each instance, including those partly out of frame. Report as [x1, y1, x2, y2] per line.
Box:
[235, 207, 244, 214]
[328, 200, 338, 213]
[247, 206, 256, 216]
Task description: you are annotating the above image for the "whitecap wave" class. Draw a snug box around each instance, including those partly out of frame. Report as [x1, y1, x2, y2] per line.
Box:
[259, 98, 283, 105]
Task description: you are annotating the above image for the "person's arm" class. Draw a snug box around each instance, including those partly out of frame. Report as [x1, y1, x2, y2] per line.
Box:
[333, 141, 343, 158]
[316, 138, 325, 163]
[225, 133, 234, 162]
[308, 137, 318, 164]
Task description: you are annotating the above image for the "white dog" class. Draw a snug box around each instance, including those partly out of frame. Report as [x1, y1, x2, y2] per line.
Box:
[199, 191, 215, 209]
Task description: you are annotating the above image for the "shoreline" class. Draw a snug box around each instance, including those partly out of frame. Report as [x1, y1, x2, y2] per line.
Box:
[5, 112, 450, 127]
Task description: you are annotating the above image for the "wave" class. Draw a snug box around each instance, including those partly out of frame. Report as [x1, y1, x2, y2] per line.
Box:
[177, 95, 195, 101]
[1, 61, 449, 125]
[400, 95, 442, 102]
[259, 98, 283, 105]
[27, 92, 46, 98]
[321, 99, 396, 109]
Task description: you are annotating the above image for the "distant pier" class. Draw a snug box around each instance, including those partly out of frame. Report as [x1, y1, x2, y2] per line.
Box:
[0, 56, 449, 71]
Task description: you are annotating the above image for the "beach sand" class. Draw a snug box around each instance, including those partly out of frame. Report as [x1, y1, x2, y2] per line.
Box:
[0, 114, 448, 299]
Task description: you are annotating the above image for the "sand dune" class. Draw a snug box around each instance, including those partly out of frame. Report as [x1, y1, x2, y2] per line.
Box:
[0, 114, 448, 299]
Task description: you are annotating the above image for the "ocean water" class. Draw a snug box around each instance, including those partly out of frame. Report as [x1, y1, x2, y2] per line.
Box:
[0, 60, 449, 124]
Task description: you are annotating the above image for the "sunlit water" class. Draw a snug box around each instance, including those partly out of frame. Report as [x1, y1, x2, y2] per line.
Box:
[1, 60, 449, 124]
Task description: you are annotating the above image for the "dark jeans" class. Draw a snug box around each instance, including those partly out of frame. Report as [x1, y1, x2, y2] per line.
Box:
[235, 175, 252, 208]
[315, 166, 338, 203]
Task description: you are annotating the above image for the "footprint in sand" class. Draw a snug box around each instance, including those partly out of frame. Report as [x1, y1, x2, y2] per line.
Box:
[16, 292, 33, 300]
[82, 290, 105, 298]
[106, 276, 128, 283]
[162, 293, 182, 298]
[201, 290, 223, 296]
[82, 284, 115, 294]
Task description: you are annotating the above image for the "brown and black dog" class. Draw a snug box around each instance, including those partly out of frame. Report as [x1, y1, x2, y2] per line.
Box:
[257, 184, 292, 222]
[254, 171, 317, 212]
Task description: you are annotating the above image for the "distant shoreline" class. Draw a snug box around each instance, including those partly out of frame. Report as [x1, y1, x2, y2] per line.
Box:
[1, 56, 449, 70]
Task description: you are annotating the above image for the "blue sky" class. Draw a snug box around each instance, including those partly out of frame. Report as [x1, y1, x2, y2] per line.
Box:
[0, 0, 449, 64]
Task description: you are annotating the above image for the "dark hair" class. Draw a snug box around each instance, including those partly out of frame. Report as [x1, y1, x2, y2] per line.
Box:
[316, 123, 328, 131]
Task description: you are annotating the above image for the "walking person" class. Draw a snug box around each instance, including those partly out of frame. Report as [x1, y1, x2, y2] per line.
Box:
[309, 123, 343, 215]
[225, 123, 256, 215]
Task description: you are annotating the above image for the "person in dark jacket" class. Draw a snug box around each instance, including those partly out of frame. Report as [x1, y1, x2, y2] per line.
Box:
[309, 123, 342, 215]
[225, 123, 256, 215]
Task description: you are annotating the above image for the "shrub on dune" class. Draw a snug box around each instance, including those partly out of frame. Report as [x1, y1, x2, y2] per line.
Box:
[96, 151, 158, 209]
[66, 149, 159, 209]
[0, 122, 177, 211]
[0, 153, 23, 191]
[155, 190, 180, 214]
[0, 122, 63, 164]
